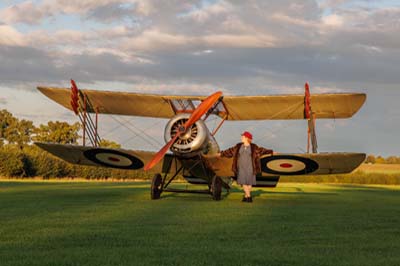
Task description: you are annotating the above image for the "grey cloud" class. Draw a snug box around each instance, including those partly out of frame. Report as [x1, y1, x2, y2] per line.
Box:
[2, 41, 400, 94]
[230, 0, 321, 20]
[85, 2, 136, 23]
[1, 4, 400, 90]
[136, 45, 400, 88]
[0, 45, 64, 84]
[0, 2, 45, 24]
[72, 0, 200, 25]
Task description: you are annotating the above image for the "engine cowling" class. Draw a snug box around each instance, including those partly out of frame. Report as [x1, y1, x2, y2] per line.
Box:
[164, 113, 209, 156]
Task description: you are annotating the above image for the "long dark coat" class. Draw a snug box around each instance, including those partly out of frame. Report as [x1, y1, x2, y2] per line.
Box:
[220, 143, 273, 177]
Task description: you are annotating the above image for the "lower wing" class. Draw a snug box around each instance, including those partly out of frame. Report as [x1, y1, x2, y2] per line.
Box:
[35, 143, 365, 184]
[34, 142, 179, 173]
[207, 153, 366, 176]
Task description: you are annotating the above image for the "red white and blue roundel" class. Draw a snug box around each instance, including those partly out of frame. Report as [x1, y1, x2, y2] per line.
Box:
[260, 155, 319, 175]
[83, 148, 144, 170]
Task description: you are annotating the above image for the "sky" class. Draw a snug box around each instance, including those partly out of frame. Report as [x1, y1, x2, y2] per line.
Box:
[1, 0, 399, 156]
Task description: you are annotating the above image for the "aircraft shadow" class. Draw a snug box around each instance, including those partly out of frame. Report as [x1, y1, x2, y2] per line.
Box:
[158, 185, 339, 200]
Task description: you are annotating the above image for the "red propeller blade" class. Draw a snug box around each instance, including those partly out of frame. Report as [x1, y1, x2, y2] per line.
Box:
[183, 91, 222, 130]
[143, 134, 179, 171]
[143, 91, 222, 171]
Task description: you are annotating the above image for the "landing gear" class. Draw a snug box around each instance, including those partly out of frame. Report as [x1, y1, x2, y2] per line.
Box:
[211, 176, 222, 201]
[149, 167, 227, 201]
[151, 173, 162, 200]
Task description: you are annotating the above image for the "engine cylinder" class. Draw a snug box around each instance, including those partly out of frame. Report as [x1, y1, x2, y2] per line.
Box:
[164, 113, 209, 156]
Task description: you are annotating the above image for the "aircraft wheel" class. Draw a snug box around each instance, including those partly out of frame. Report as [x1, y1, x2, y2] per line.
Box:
[211, 176, 222, 201]
[151, 173, 162, 200]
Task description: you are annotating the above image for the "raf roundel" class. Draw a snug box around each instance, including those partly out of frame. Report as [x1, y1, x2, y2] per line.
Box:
[260, 155, 319, 175]
[83, 148, 144, 169]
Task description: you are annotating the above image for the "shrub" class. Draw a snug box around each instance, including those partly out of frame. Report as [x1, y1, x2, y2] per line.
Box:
[0, 147, 29, 177]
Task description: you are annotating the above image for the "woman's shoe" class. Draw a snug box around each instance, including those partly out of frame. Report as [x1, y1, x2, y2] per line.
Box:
[247, 197, 253, 203]
[242, 196, 247, 202]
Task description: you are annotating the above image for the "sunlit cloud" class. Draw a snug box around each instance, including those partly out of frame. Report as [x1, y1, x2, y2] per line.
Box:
[0, 25, 26, 46]
[180, 1, 232, 23]
[322, 14, 344, 27]
[0, 1, 47, 24]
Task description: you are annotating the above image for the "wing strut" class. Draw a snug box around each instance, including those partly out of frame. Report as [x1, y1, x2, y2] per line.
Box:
[305, 82, 318, 153]
[70, 80, 101, 147]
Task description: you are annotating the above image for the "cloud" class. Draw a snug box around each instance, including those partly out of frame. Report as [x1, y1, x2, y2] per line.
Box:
[0, 0, 139, 25]
[0, 45, 64, 84]
[181, 1, 232, 23]
[0, 25, 26, 46]
[95, 25, 132, 39]
[22, 29, 89, 52]
[322, 14, 344, 27]
[122, 29, 193, 52]
[202, 34, 276, 48]
[85, 2, 135, 22]
[121, 28, 277, 53]
[50, 0, 123, 14]
[318, 0, 348, 9]
[0, 1, 48, 24]
[0, 0, 200, 25]
[1, 1, 400, 90]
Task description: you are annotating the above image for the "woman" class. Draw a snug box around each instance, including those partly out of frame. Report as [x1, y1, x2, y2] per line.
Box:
[218, 131, 273, 203]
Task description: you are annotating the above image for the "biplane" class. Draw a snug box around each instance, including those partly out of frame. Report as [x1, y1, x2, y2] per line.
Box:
[35, 81, 366, 200]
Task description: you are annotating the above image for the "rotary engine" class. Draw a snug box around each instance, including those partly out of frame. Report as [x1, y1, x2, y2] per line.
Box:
[164, 113, 217, 157]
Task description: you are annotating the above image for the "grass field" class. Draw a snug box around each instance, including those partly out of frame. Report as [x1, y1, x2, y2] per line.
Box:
[1, 181, 400, 266]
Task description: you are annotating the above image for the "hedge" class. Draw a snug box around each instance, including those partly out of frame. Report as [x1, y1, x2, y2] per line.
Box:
[0, 145, 154, 180]
[1, 145, 399, 185]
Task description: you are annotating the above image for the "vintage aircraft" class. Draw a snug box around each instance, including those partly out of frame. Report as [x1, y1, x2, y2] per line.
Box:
[35, 81, 366, 200]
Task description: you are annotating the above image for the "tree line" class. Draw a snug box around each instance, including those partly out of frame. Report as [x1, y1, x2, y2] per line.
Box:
[0, 109, 153, 179]
[1, 109, 80, 148]
[1, 109, 121, 149]
[364, 154, 400, 164]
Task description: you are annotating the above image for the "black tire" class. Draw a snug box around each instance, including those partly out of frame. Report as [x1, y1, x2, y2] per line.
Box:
[211, 176, 222, 201]
[151, 173, 162, 200]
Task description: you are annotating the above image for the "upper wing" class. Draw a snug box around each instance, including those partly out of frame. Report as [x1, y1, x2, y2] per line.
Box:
[206, 152, 366, 177]
[37, 87, 175, 118]
[34, 142, 179, 174]
[37, 86, 366, 120]
[222, 94, 366, 120]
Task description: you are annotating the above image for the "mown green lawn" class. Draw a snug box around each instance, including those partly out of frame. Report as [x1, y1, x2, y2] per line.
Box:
[0, 181, 399, 266]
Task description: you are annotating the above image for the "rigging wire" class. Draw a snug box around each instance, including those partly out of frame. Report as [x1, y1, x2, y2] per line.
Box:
[100, 120, 126, 139]
[107, 115, 163, 149]
[252, 101, 304, 143]
[121, 120, 165, 148]
[97, 99, 167, 149]
[204, 114, 220, 134]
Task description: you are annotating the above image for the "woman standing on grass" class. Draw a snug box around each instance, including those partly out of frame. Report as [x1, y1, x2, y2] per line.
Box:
[218, 131, 274, 203]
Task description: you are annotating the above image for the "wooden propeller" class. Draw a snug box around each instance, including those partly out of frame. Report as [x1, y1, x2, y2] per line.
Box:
[143, 91, 222, 171]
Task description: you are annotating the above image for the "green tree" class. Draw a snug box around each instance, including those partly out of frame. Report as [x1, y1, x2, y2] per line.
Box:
[98, 139, 121, 149]
[365, 154, 376, 164]
[375, 156, 386, 164]
[0, 109, 18, 146]
[5, 119, 35, 149]
[386, 156, 399, 164]
[0, 110, 35, 149]
[33, 121, 80, 144]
